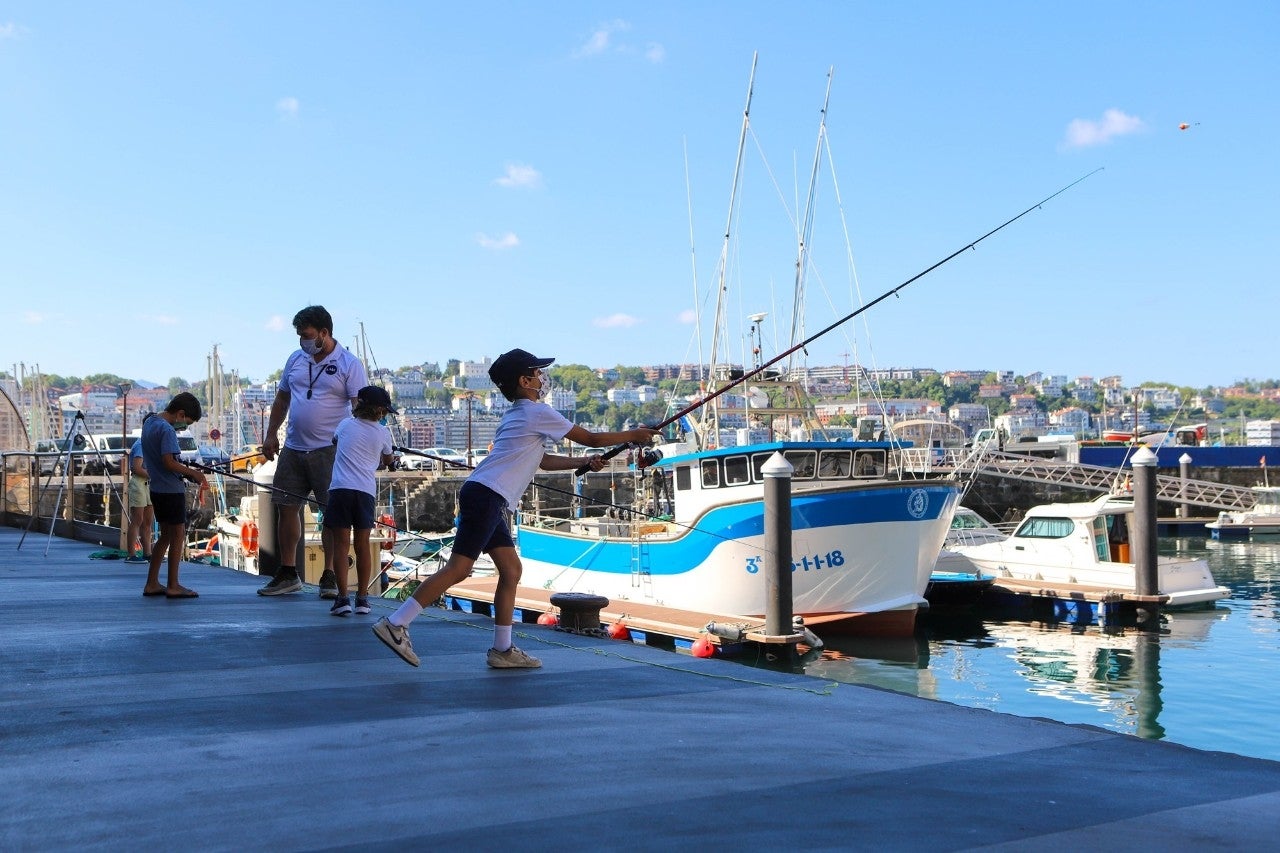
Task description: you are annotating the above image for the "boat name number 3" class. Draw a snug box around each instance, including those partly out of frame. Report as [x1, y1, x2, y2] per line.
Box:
[745, 551, 846, 574]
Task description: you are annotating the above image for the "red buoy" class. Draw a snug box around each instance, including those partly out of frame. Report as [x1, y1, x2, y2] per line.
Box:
[690, 634, 716, 658]
[537, 612, 559, 626]
[607, 621, 632, 641]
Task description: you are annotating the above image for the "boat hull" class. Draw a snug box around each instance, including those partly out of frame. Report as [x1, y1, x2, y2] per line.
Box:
[517, 481, 959, 637]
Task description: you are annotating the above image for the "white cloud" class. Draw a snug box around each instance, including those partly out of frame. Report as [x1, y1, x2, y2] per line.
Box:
[276, 96, 300, 119]
[1063, 108, 1144, 148]
[22, 310, 46, 324]
[644, 43, 665, 64]
[493, 164, 544, 189]
[0, 22, 27, 40]
[593, 313, 640, 329]
[152, 314, 180, 326]
[476, 232, 520, 250]
[265, 316, 287, 332]
[677, 309, 697, 324]
[574, 20, 629, 58]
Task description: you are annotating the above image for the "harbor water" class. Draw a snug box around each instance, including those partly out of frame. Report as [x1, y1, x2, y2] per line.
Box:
[792, 537, 1280, 762]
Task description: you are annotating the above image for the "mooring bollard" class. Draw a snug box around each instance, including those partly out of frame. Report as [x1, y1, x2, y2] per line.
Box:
[762, 451, 794, 638]
[1131, 446, 1161, 629]
[1178, 452, 1193, 519]
[255, 462, 278, 577]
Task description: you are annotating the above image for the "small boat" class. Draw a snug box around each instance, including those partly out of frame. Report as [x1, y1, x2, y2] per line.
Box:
[948, 494, 1229, 608]
[1206, 486, 1280, 539]
[517, 441, 961, 637]
[926, 508, 1005, 606]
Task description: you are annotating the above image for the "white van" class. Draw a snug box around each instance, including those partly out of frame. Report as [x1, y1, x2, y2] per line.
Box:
[125, 426, 201, 467]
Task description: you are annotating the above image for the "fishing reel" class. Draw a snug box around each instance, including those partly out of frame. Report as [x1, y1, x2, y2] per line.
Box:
[635, 447, 663, 469]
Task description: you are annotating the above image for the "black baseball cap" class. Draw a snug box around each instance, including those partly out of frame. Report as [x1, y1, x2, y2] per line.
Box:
[489, 348, 555, 386]
[357, 385, 397, 412]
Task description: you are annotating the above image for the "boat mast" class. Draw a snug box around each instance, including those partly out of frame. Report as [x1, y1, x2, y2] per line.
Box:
[787, 66, 833, 381]
[702, 51, 757, 449]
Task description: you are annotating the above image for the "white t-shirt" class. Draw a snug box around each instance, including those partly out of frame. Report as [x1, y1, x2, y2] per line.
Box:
[330, 417, 393, 496]
[469, 399, 574, 507]
[279, 341, 368, 451]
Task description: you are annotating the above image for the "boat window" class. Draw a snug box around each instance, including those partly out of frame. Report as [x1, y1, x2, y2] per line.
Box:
[783, 450, 816, 479]
[818, 449, 852, 479]
[701, 459, 720, 488]
[951, 512, 990, 530]
[1012, 516, 1075, 539]
[675, 465, 691, 491]
[723, 455, 750, 486]
[853, 450, 886, 478]
[751, 453, 769, 482]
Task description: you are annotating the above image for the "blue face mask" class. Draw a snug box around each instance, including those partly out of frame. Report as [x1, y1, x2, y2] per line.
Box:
[300, 336, 323, 357]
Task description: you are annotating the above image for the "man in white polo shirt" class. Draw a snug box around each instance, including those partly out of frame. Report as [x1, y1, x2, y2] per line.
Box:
[258, 305, 368, 597]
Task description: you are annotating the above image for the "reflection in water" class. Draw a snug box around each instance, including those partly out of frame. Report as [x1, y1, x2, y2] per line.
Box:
[780, 538, 1280, 760]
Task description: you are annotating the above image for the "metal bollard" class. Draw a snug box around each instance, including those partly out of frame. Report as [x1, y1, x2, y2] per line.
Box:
[1131, 446, 1161, 629]
[761, 451, 794, 638]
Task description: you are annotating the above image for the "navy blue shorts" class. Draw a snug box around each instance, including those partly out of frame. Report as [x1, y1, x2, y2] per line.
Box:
[323, 488, 376, 531]
[452, 481, 513, 559]
[150, 491, 187, 526]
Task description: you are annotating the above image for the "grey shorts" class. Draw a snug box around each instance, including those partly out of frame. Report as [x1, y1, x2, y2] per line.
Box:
[273, 444, 337, 507]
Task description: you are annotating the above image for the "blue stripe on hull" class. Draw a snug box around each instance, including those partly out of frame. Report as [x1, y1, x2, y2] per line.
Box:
[519, 482, 958, 578]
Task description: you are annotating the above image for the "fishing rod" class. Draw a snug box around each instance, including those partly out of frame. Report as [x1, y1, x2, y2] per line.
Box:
[574, 168, 1105, 475]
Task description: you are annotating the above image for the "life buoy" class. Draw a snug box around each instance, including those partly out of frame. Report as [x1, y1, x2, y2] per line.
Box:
[241, 521, 259, 556]
[379, 513, 397, 551]
[201, 533, 220, 557]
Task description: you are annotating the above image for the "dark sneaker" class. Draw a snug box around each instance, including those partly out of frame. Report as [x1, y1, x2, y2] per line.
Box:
[123, 555, 147, 564]
[257, 572, 302, 596]
[487, 645, 541, 669]
[354, 598, 372, 615]
[372, 617, 419, 667]
[318, 569, 339, 599]
[330, 596, 353, 617]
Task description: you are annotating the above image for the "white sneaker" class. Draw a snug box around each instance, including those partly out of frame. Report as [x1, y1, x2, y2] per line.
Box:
[372, 617, 419, 667]
[486, 645, 541, 669]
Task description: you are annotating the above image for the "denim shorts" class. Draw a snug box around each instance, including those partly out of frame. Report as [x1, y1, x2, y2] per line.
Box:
[451, 481, 513, 559]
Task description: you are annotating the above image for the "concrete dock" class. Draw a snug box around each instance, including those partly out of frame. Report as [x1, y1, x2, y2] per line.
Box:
[4, 526, 1280, 850]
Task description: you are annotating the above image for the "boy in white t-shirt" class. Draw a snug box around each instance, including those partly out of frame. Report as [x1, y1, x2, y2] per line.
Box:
[373, 348, 659, 669]
[325, 386, 396, 617]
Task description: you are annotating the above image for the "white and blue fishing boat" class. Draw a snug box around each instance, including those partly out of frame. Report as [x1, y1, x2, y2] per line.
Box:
[517, 441, 960, 636]
[517, 59, 960, 637]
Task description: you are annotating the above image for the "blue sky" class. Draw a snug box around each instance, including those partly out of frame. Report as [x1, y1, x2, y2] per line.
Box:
[2, 2, 1275, 391]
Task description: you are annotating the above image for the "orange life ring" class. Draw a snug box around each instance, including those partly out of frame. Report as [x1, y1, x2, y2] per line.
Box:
[201, 533, 220, 557]
[241, 521, 259, 556]
[379, 513, 397, 551]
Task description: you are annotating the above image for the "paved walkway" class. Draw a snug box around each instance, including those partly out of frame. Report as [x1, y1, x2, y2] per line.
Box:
[4, 526, 1280, 850]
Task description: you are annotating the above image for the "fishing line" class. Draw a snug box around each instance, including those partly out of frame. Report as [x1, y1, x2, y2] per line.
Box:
[575, 168, 1105, 475]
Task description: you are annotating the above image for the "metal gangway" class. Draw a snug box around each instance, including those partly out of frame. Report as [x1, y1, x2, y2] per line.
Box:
[902, 445, 1259, 513]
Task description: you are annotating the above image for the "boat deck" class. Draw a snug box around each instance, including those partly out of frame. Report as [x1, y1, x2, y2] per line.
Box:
[5, 525, 1280, 848]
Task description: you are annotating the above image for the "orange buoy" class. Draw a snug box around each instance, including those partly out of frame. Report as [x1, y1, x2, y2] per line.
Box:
[240, 521, 259, 556]
[201, 533, 220, 557]
[379, 513, 397, 550]
[690, 634, 716, 658]
[607, 621, 632, 641]
[537, 611, 559, 626]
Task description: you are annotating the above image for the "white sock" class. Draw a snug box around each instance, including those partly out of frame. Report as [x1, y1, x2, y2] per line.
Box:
[493, 624, 513, 652]
[389, 598, 424, 628]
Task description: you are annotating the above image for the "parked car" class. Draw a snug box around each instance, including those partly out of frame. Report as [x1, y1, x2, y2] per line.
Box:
[230, 444, 266, 473]
[402, 447, 469, 471]
[198, 446, 232, 468]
